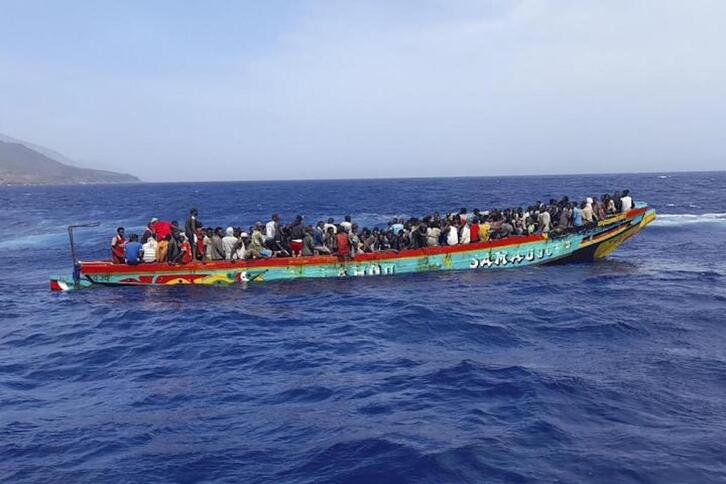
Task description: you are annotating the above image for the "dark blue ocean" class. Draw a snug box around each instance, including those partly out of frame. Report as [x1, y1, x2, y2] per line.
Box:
[2, 172, 725, 483]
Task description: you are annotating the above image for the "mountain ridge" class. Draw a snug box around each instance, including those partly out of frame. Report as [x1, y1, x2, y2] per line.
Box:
[0, 135, 140, 185]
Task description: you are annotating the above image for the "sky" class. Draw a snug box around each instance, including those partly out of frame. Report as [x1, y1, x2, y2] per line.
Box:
[0, 0, 724, 182]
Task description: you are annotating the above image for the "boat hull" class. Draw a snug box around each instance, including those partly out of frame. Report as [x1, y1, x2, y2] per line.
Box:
[50, 206, 656, 291]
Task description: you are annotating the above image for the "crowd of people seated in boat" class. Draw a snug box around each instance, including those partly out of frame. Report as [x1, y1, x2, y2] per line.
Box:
[112, 191, 635, 265]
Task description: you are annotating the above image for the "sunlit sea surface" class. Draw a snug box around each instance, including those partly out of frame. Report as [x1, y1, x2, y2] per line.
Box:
[2, 172, 725, 483]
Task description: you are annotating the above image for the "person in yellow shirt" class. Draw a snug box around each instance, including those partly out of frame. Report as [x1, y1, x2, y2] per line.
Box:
[478, 217, 491, 242]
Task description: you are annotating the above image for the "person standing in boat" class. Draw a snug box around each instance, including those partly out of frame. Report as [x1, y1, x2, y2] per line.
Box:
[111, 227, 126, 264]
[184, 208, 201, 260]
[288, 215, 306, 257]
[336, 226, 351, 258]
[150, 218, 173, 241]
[620, 190, 633, 212]
[265, 213, 280, 244]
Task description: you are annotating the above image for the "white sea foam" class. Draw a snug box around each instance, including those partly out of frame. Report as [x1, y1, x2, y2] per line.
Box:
[652, 213, 726, 227]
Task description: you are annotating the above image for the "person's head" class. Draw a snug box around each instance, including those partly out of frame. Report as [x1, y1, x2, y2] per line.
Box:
[391, 217, 398, 224]
[117, 227, 125, 236]
[240, 232, 249, 240]
[460, 207, 467, 214]
[623, 189, 630, 196]
[327, 217, 334, 224]
[206, 228, 213, 237]
[226, 227, 234, 236]
[149, 218, 158, 227]
[215, 227, 224, 236]
[171, 220, 179, 228]
[272, 213, 280, 222]
[129, 233, 138, 242]
[317, 220, 324, 228]
[305, 225, 313, 234]
[345, 215, 351, 222]
[190, 208, 198, 216]
[351, 223, 359, 232]
[295, 214, 303, 223]
[327, 226, 334, 234]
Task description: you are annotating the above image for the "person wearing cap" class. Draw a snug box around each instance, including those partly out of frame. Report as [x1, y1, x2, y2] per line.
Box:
[234, 230, 247, 260]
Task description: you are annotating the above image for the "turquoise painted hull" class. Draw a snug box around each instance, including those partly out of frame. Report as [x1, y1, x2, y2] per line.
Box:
[50, 205, 656, 291]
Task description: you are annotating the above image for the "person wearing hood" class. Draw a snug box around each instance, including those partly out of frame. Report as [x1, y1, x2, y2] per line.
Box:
[222, 227, 238, 260]
[210, 227, 226, 261]
[582, 197, 594, 225]
[302, 226, 316, 256]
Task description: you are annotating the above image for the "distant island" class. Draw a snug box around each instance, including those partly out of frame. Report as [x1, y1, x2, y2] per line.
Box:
[0, 134, 140, 185]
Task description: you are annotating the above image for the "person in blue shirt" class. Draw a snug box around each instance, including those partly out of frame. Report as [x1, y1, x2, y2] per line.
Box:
[124, 234, 144, 265]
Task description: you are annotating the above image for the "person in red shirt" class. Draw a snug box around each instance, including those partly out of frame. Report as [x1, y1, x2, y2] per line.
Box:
[180, 234, 193, 264]
[470, 217, 480, 243]
[111, 227, 126, 264]
[195, 227, 206, 261]
[336, 228, 351, 258]
[151, 218, 173, 241]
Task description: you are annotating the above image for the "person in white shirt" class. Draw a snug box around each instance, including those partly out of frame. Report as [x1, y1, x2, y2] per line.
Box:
[537, 210, 552, 233]
[265, 213, 280, 242]
[459, 223, 471, 244]
[620, 190, 633, 212]
[142, 235, 158, 263]
[340, 215, 353, 234]
[446, 223, 459, 246]
[234, 233, 247, 260]
[323, 217, 337, 234]
[222, 227, 238, 260]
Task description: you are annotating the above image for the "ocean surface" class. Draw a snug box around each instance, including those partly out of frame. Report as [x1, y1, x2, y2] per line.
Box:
[1, 172, 725, 483]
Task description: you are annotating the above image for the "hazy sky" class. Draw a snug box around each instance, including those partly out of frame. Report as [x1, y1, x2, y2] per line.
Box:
[1, 1, 724, 181]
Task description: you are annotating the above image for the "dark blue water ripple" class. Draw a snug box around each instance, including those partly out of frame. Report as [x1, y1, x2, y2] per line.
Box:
[2, 172, 726, 483]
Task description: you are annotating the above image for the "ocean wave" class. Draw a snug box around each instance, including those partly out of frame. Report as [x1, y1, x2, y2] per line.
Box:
[651, 212, 726, 227]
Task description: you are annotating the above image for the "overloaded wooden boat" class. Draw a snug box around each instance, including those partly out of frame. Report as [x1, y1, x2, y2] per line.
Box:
[50, 203, 656, 291]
